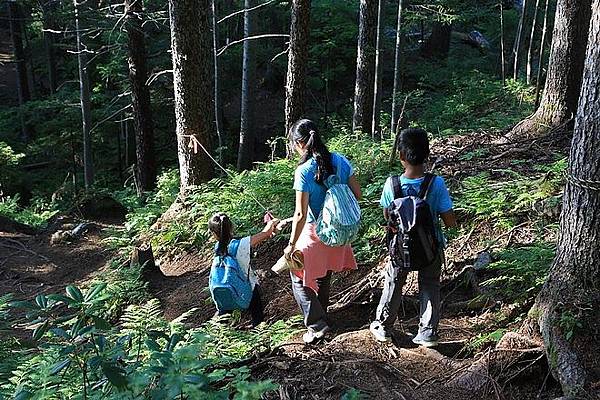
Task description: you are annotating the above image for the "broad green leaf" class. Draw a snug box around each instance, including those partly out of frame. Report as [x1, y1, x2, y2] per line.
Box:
[50, 327, 71, 339]
[50, 359, 71, 375]
[84, 283, 107, 302]
[33, 320, 49, 340]
[66, 285, 84, 302]
[35, 294, 47, 309]
[92, 316, 111, 331]
[101, 362, 128, 389]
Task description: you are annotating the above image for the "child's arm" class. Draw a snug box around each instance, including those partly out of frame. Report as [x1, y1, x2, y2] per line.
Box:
[440, 210, 457, 228]
[250, 219, 280, 247]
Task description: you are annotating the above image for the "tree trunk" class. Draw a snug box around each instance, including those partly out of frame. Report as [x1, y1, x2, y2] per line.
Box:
[526, 0, 541, 85]
[512, 0, 528, 80]
[125, 0, 156, 193]
[352, 0, 377, 135]
[533, 4, 600, 396]
[510, 0, 592, 137]
[211, 0, 224, 164]
[390, 0, 404, 135]
[534, 0, 551, 107]
[169, 0, 214, 190]
[237, 0, 255, 171]
[421, 22, 452, 60]
[7, 0, 31, 142]
[285, 0, 311, 137]
[74, 0, 94, 188]
[500, 1, 506, 85]
[42, 1, 58, 94]
[371, 0, 385, 140]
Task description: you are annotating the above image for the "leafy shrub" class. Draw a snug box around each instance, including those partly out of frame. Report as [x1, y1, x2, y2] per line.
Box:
[3, 284, 294, 399]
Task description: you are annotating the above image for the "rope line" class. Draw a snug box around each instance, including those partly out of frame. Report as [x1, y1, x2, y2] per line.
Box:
[566, 173, 600, 192]
[179, 134, 271, 212]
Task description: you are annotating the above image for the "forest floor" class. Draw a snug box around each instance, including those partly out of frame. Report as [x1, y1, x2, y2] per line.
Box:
[0, 129, 572, 399]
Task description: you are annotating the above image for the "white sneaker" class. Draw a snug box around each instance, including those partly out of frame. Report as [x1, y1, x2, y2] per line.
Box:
[302, 325, 330, 344]
[369, 321, 392, 342]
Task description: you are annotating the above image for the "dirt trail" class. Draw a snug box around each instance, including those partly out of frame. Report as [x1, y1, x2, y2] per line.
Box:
[0, 219, 117, 305]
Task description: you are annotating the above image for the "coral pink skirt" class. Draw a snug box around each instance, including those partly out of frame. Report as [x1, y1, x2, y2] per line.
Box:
[292, 223, 357, 292]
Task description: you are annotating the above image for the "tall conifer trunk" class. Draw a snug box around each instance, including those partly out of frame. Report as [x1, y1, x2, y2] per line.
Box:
[168, 0, 214, 190]
[510, 0, 592, 136]
[352, 0, 377, 135]
[532, 3, 600, 395]
[125, 0, 156, 192]
[237, 0, 255, 171]
[285, 0, 311, 137]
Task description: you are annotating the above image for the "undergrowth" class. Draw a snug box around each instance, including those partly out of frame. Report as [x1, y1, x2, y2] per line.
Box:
[0, 285, 298, 399]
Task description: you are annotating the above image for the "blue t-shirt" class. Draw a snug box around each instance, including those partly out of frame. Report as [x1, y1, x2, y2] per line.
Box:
[379, 174, 453, 245]
[294, 153, 354, 223]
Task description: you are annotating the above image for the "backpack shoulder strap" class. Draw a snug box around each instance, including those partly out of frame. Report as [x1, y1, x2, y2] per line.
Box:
[418, 173, 435, 200]
[391, 176, 403, 199]
[227, 239, 240, 257]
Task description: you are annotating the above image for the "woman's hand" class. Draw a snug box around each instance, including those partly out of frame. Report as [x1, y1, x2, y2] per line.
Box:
[284, 243, 295, 260]
[263, 218, 280, 237]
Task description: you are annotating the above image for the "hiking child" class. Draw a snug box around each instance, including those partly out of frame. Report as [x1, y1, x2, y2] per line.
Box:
[370, 128, 457, 347]
[285, 119, 362, 344]
[208, 212, 279, 327]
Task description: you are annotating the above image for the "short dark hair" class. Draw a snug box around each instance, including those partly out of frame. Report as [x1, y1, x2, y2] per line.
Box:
[393, 128, 430, 166]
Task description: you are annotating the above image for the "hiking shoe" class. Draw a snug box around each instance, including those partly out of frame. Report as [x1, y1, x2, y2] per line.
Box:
[302, 325, 330, 344]
[412, 331, 439, 347]
[369, 321, 392, 343]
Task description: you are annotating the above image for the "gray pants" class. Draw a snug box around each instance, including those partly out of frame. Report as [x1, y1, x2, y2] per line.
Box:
[373, 253, 442, 336]
[290, 271, 332, 331]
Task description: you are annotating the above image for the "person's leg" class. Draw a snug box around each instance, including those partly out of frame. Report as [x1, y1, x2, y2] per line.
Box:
[316, 272, 332, 311]
[248, 285, 264, 326]
[290, 272, 329, 332]
[414, 253, 442, 344]
[371, 261, 408, 340]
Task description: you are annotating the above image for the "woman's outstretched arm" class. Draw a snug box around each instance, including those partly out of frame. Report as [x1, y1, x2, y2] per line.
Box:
[285, 191, 309, 257]
[348, 175, 362, 200]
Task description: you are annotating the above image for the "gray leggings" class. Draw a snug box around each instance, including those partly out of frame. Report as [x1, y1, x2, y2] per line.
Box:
[290, 271, 332, 331]
[374, 253, 442, 336]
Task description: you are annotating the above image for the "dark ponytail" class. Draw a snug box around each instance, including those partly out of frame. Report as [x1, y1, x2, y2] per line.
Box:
[208, 212, 233, 256]
[289, 119, 334, 185]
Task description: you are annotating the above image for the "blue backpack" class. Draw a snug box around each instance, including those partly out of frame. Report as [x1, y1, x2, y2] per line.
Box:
[208, 240, 253, 312]
[315, 174, 361, 247]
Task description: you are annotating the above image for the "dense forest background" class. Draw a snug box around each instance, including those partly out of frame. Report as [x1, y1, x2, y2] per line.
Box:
[1, 0, 599, 398]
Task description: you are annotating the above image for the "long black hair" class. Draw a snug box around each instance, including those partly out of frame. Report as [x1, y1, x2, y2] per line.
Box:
[208, 212, 233, 256]
[289, 119, 334, 185]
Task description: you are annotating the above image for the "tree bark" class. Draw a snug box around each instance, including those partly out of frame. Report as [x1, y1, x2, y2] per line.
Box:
[371, 0, 385, 140]
[421, 22, 452, 61]
[526, 0, 541, 85]
[534, 0, 551, 107]
[390, 0, 404, 135]
[237, 0, 255, 171]
[510, 0, 592, 137]
[532, 4, 600, 396]
[42, 1, 58, 94]
[125, 0, 156, 193]
[211, 0, 224, 164]
[352, 0, 377, 135]
[500, 2, 506, 85]
[285, 0, 311, 137]
[7, 0, 31, 142]
[169, 0, 214, 190]
[512, 0, 528, 80]
[74, 0, 94, 188]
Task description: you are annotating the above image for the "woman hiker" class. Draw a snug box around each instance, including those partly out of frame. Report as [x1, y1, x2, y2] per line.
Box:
[284, 119, 362, 344]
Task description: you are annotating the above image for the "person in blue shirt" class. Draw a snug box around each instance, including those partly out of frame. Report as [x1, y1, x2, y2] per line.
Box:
[285, 119, 361, 344]
[370, 128, 457, 347]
